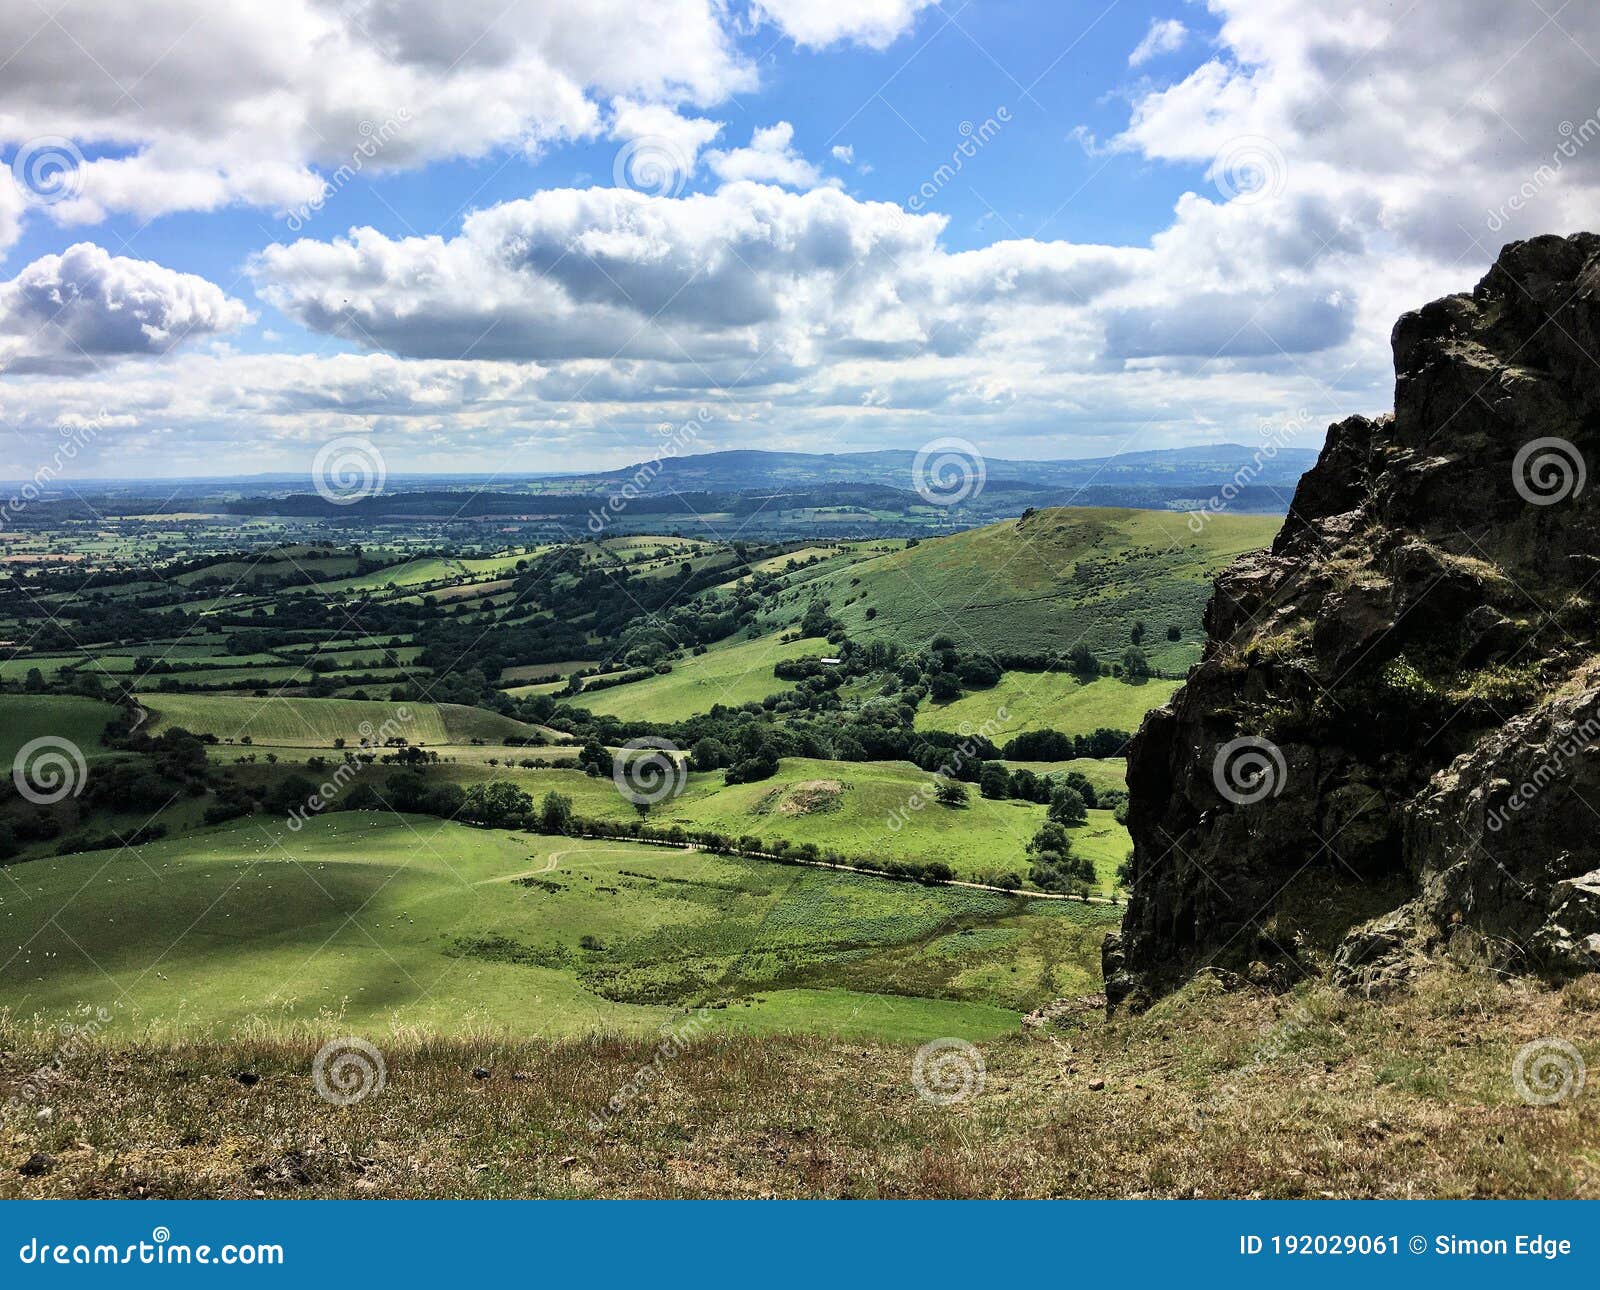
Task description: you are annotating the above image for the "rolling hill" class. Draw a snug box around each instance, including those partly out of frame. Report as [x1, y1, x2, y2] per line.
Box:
[137, 693, 546, 748]
[803, 506, 1281, 666]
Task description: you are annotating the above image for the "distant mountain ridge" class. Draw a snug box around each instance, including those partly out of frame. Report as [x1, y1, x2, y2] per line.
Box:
[556, 443, 1318, 495]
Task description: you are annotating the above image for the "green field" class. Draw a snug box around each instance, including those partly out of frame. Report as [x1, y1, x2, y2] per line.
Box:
[563, 632, 821, 720]
[138, 693, 545, 748]
[802, 507, 1278, 668]
[0, 694, 123, 767]
[1002, 757, 1127, 794]
[917, 672, 1180, 742]
[217, 752, 1130, 890]
[0, 814, 1114, 1040]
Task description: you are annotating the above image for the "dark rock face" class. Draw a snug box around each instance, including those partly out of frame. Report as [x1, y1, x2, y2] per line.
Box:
[1106, 233, 1600, 1011]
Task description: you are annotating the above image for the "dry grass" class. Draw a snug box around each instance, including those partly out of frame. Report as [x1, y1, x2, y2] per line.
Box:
[2, 968, 1596, 1198]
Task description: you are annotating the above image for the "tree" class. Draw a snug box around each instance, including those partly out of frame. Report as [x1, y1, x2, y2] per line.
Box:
[934, 780, 969, 808]
[461, 780, 533, 828]
[800, 599, 833, 638]
[1131, 619, 1147, 645]
[1121, 646, 1152, 678]
[690, 737, 730, 771]
[1059, 769, 1098, 809]
[928, 671, 962, 702]
[539, 790, 574, 833]
[979, 762, 1011, 800]
[958, 655, 1002, 688]
[1047, 785, 1087, 826]
[1067, 644, 1097, 675]
[1166, 624, 1182, 641]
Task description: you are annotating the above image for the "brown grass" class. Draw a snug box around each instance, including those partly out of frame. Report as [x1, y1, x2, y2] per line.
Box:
[2, 968, 1596, 1198]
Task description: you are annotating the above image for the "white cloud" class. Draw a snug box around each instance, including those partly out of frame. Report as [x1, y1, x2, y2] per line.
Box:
[706, 122, 828, 189]
[608, 100, 724, 192]
[0, 0, 753, 248]
[0, 243, 249, 374]
[8, 0, 1597, 474]
[1129, 18, 1188, 67]
[832, 145, 855, 165]
[1113, 0, 1600, 261]
[750, 0, 937, 50]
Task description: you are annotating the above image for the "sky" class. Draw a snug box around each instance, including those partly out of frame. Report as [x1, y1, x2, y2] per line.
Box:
[0, 0, 1597, 480]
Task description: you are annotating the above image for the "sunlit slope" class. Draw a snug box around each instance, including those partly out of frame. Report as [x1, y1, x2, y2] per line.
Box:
[808, 507, 1281, 667]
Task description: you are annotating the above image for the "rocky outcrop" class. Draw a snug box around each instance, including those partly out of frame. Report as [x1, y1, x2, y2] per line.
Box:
[1106, 233, 1600, 1011]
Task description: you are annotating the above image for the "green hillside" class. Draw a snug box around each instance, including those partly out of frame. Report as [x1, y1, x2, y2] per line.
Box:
[138, 693, 544, 748]
[0, 694, 122, 767]
[564, 632, 819, 720]
[0, 813, 1111, 1040]
[805, 507, 1279, 667]
[917, 672, 1180, 741]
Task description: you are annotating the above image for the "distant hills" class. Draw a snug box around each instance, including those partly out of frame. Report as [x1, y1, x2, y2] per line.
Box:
[531, 444, 1318, 497]
[12, 443, 1320, 539]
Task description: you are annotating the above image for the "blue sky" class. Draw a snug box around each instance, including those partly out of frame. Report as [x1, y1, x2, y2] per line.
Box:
[0, 0, 1593, 478]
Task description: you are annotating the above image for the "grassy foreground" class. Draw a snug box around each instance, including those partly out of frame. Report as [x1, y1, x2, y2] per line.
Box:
[3, 969, 1594, 1198]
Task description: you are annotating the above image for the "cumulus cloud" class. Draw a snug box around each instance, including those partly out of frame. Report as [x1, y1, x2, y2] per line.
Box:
[249, 182, 1171, 376]
[750, 0, 937, 50]
[8, 0, 1597, 473]
[608, 100, 723, 189]
[0, 243, 250, 374]
[0, 0, 753, 243]
[1114, 0, 1600, 261]
[1129, 18, 1188, 66]
[706, 122, 829, 189]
